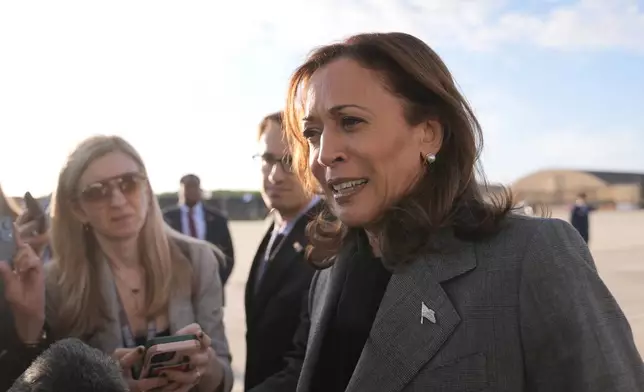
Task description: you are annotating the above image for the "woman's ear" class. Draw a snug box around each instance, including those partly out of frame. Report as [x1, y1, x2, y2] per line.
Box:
[70, 202, 88, 225]
[418, 119, 443, 155]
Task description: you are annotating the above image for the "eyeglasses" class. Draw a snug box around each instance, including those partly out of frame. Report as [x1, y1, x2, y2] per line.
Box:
[253, 153, 294, 174]
[77, 172, 147, 203]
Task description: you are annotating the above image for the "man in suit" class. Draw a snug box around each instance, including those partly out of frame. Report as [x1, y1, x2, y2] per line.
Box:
[244, 111, 320, 391]
[163, 174, 235, 285]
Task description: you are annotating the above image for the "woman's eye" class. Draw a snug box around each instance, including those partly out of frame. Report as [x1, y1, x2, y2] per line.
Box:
[341, 116, 363, 129]
[303, 128, 320, 141]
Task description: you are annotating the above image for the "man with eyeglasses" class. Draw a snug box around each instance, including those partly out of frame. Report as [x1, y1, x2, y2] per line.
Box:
[244, 111, 320, 391]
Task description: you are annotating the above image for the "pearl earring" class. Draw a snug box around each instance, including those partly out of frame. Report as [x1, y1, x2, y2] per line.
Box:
[424, 152, 436, 165]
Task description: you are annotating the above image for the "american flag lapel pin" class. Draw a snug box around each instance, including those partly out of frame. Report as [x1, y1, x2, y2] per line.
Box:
[293, 242, 303, 252]
[421, 301, 437, 324]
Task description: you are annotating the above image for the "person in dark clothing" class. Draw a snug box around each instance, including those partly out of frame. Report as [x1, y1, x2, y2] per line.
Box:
[570, 192, 594, 243]
[0, 183, 29, 390]
[163, 174, 235, 285]
[251, 32, 643, 392]
[244, 112, 319, 391]
[9, 338, 128, 392]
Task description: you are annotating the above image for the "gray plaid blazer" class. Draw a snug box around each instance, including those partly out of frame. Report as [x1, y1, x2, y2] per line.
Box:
[296, 215, 644, 391]
[44, 235, 234, 392]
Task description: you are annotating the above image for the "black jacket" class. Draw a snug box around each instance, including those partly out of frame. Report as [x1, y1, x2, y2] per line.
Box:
[243, 202, 320, 391]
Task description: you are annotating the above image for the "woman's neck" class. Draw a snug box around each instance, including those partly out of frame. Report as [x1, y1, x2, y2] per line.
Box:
[96, 235, 140, 270]
[365, 230, 382, 258]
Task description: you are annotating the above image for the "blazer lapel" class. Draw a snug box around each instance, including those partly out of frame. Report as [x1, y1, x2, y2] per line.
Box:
[88, 261, 123, 353]
[245, 227, 272, 314]
[169, 290, 193, 334]
[203, 208, 217, 243]
[251, 221, 308, 317]
[345, 239, 478, 392]
[297, 243, 355, 392]
[164, 208, 182, 232]
[86, 256, 195, 352]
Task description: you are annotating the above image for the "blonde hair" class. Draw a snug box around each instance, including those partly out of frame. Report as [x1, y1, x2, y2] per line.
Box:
[49, 135, 192, 338]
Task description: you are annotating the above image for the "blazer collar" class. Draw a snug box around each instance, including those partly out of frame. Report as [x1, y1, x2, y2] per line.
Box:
[248, 212, 311, 316]
[345, 239, 477, 392]
[87, 259, 122, 353]
[298, 231, 478, 392]
[87, 257, 189, 353]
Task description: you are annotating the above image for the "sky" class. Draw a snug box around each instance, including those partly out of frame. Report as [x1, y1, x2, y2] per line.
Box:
[1, 0, 643, 197]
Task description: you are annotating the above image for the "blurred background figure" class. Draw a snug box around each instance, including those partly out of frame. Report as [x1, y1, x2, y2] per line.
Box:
[0, 183, 25, 390]
[9, 338, 129, 392]
[0, 185, 51, 389]
[244, 112, 320, 391]
[164, 174, 235, 286]
[571, 192, 595, 243]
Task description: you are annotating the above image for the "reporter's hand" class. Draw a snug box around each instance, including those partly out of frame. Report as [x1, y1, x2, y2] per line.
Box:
[160, 323, 224, 392]
[0, 223, 45, 343]
[15, 212, 49, 256]
[114, 347, 169, 392]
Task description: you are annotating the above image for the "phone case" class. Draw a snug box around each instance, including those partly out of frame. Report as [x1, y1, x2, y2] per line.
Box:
[24, 192, 46, 233]
[0, 216, 16, 265]
[139, 338, 200, 379]
[144, 334, 199, 349]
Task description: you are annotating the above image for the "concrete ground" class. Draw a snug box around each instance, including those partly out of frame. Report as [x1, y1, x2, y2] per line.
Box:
[224, 210, 644, 391]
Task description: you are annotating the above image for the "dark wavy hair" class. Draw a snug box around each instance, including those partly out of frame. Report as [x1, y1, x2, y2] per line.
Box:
[283, 32, 514, 269]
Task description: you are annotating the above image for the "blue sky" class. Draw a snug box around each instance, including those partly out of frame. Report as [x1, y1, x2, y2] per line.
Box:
[0, 0, 642, 196]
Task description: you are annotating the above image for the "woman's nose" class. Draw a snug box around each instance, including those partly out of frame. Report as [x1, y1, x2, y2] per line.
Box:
[317, 131, 346, 167]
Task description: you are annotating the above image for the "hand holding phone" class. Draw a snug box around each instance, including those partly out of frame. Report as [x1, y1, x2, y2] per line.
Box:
[147, 325, 222, 390]
[137, 334, 200, 380]
[22, 192, 47, 234]
[15, 192, 49, 256]
[0, 221, 46, 344]
[113, 347, 170, 391]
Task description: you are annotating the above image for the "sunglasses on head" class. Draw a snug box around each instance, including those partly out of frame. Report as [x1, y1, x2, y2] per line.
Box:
[78, 172, 147, 203]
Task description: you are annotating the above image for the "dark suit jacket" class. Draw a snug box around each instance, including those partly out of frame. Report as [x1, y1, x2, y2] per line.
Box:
[243, 203, 319, 391]
[253, 214, 644, 392]
[570, 204, 594, 243]
[163, 204, 235, 285]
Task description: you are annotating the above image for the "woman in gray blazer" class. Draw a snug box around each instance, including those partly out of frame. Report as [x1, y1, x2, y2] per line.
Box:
[262, 32, 644, 391]
[0, 135, 233, 392]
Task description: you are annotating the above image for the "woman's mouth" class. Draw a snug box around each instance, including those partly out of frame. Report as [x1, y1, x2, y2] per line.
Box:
[328, 178, 369, 202]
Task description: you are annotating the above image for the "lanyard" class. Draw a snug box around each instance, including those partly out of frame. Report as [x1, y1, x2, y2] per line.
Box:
[114, 285, 156, 348]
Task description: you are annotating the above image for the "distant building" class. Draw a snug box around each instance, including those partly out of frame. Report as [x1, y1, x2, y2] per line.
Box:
[511, 169, 644, 208]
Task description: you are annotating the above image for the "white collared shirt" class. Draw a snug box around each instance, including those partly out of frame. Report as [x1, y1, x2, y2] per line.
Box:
[180, 202, 206, 240]
[274, 195, 321, 236]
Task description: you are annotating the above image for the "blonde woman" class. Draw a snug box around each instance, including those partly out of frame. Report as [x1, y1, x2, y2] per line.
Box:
[0, 136, 233, 392]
